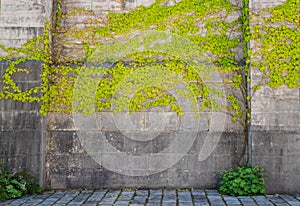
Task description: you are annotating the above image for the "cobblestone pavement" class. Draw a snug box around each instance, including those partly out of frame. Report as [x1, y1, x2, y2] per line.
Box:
[1, 189, 300, 206]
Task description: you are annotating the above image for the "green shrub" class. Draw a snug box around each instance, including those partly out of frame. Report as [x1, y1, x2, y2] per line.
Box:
[218, 164, 266, 196]
[0, 162, 42, 201]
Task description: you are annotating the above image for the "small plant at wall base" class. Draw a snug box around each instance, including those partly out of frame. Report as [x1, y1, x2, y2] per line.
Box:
[218, 164, 266, 196]
[0, 162, 42, 201]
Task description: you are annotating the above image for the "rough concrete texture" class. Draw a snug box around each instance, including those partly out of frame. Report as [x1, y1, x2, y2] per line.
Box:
[46, 115, 245, 189]
[249, 0, 300, 194]
[55, 0, 181, 60]
[56, 0, 243, 61]
[251, 85, 300, 193]
[0, 61, 46, 186]
[45, 0, 247, 190]
[0, 0, 51, 185]
[0, 0, 299, 194]
[0, 0, 52, 50]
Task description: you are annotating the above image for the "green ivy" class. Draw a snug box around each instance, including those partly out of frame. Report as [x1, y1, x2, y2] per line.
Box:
[0, 0, 298, 119]
[49, 0, 241, 115]
[0, 23, 51, 107]
[250, 0, 299, 88]
[55, 0, 63, 28]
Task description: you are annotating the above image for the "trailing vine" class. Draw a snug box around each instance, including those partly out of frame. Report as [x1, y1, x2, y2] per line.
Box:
[250, 0, 299, 89]
[0, 0, 298, 166]
[0, 23, 52, 108]
[49, 0, 242, 115]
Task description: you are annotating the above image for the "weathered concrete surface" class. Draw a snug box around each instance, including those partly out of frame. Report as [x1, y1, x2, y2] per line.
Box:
[44, 0, 247, 190]
[45, 112, 245, 189]
[249, 0, 300, 194]
[251, 86, 300, 193]
[0, 0, 299, 194]
[54, 0, 159, 60]
[0, 61, 46, 186]
[0, 0, 51, 186]
[0, 0, 52, 49]
[40, 0, 300, 193]
[56, 0, 243, 61]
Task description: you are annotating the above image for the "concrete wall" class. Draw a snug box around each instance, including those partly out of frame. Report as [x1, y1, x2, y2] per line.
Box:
[249, 0, 300, 193]
[0, 61, 46, 186]
[0, 0, 51, 186]
[45, 112, 245, 189]
[0, 0, 52, 49]
[44, 0, 247, 190]
[0, 0, 299, 193]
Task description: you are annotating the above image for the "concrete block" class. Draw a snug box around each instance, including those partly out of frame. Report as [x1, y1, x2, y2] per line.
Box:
[252, 132, 299, 156]
[47, 131, 83, 154]
[0, 131, 9, 155]
[0, 14, 45, 27]
[11, 61, 43, 82]
[252, 111, 300, 131]
[1, 111, 42, 131]
[252, 131, 300, 193]
[1, 111, 14, 131]
[287, 135, 300, 155]
[252, 96, 300, 112]
[0, 39, 28, 48]
[49, 174, 67, 190]
[1, 0, 46, 13]
[47, 113, 75, 131]
[98, 112, 117, 131]
[0, 0, 51, 48]
[249, 0, 286, 10]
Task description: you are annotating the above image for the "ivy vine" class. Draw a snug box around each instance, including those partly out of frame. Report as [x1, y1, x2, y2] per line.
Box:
[250, 0, 299, 89]
[0, 0, 298, 123]
[49, 0, 242, 116]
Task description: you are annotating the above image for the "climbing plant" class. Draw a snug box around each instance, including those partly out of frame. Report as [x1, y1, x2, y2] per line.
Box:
[49, 0, 243, 116]
[0, 23, 51, 106]
[250, 0, 299, 89]
[0, 0, 242, 116]
[0, 0, 299, 164]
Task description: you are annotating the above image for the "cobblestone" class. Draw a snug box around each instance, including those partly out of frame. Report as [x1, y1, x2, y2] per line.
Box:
[1, 189, 300, 205]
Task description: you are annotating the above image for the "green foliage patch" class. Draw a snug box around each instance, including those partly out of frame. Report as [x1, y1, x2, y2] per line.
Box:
[250, 0, 299, 89]
[0, 0, 243, 117]
[53, 0, 242, 116]
[0, 162, 41, 201]
[218, 164, 266, 196]
[0, 0, 298, 122]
